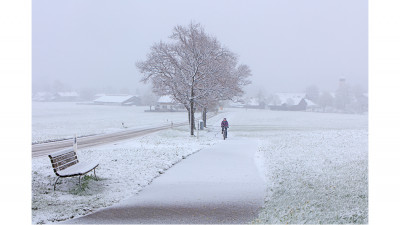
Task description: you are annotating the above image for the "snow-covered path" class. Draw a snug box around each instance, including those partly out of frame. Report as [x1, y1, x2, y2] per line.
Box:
[64, 139, 266, 224]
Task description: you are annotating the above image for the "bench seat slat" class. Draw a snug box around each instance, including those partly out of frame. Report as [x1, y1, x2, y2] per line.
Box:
[52, 155, 78, 168]
[49, 148, 75, 158]
[56, 161, 99, 177]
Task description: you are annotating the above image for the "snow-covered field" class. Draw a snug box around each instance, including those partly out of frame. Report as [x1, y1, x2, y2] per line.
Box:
[32, 102, 190, 144]
[228, 109, 368, 224]
[32, 103, 368, 224]
[254, 130, 367, 224]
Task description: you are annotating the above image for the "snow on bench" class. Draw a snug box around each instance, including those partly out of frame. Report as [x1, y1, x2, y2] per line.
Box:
[48, 148, 99, 191]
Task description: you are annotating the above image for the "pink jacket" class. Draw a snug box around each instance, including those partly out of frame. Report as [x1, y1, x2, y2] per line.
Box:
[221, 120, 229, 128]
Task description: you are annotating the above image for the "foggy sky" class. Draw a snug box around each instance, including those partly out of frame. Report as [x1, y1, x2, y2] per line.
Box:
[32, 0, 368, 95]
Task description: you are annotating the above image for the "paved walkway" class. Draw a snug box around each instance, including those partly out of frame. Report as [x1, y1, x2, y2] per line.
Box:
[65, 139, 266, 224]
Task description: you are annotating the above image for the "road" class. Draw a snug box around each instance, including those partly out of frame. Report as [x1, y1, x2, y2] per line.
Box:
[32, 122, 187, 158]
[64, 139, 266, 224]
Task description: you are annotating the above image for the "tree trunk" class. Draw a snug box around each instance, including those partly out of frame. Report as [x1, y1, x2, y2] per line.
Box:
[188, 79, 196, 135]
[188, 110, 191, 125]
[190, 99, 195, 135]
[202, 108, 207, 128]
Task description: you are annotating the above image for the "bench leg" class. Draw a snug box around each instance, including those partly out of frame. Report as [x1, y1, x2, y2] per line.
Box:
[93, 168, 98, 180]
[53, 177, 60, 191]
[78, 175, 81, 188]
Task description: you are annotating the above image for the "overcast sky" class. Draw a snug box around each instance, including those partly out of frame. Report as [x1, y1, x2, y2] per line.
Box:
[32, 0, 368, 95]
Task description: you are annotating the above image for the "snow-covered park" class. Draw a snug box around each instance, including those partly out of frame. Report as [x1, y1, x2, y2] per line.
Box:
[31, 102, 368, 224]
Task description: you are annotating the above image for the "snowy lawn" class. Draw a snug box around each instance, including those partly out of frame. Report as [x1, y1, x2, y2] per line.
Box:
[31, 124, 223, 224]
[253, 130, 367, 224]
[227, 109, 368, 224]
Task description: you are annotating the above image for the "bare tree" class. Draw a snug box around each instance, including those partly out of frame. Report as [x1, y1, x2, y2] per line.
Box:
[137, 23, 251, 135]
[256, 88, 267, 109]
[352, 85, 368, 113]
[305, 85, 320, 102]
[51, 80, 70, 93]
[141, 88, 158, 110]
[335, 82, 351, 111]
[319, 91, 334, 112]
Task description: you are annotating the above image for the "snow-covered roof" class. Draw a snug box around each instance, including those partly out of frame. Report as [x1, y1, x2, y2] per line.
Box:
[94, 95, 134, 103]
[229, 102, 245, 107]
[304, 99, 317, 107]
[269, 93, 306, 106]
[57, 92, 79, 97]
[248, 98, 259, 106]
[158, 95, 174, 104]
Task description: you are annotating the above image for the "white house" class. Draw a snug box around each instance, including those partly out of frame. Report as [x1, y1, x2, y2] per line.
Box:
[228, 97, 246, 108]
[93, 95, 140, 106]
[154, 95, 184, 111]
[54, 92, 80, 101]
[245, 98, 265, 109]
[268, 93, 316, 111]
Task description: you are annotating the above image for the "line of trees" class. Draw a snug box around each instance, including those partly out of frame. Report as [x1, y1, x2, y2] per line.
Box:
[137, 23, 251, 135]
[305, 84, 368, 113]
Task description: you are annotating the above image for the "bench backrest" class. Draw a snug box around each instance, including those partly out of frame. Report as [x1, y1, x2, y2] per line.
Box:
[48, 148, 79, 174]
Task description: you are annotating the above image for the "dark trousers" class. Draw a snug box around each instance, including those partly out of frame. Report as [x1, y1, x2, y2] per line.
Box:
[222, 127, 228, 137]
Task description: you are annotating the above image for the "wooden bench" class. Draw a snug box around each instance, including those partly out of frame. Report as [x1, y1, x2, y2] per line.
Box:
[48, 148, 99, 191]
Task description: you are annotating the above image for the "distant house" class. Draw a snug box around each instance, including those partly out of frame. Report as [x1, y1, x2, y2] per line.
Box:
[93, 93, 106, 100]
[268, 93, 316, 111]
[54, 92, 80, 102]
[245, 98, 266, 109]
[93, 95, 140, 106]
[354, 93, 368, 113]
[154, 95, 185, 112]
[32, 92, 56, 102]
[228, 97, 246, 108]
[229, 101, 246, 108]
[360, 93, 368, 111]
[304, 98, 318, 111]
